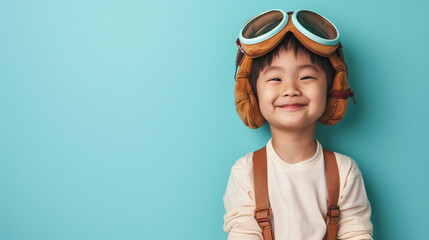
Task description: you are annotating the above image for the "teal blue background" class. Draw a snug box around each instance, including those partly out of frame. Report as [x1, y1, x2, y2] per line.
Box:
[1, 0, 428, 239]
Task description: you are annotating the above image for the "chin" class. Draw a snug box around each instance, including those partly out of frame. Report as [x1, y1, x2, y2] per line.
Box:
[270, 119, 313, 130]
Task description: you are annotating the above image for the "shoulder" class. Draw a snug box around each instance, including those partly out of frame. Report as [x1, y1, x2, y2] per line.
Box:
[223, 151, 257, 210]
[231, 151, 254, 173]
[228, 151, 255, 186]
[330, 150, 365, 199]
[332, 150, 362, 181]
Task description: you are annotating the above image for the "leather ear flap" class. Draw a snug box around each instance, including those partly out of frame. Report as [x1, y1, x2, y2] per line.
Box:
[318, 68, 350, 125]
[234, 56, 266, 129]
[319, 97, 350, 125]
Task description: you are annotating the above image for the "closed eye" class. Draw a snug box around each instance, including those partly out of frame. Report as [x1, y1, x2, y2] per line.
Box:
[269, 77, 314, 81]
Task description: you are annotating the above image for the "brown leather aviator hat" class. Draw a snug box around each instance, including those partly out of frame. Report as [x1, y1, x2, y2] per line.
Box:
[234, 9, 356, 129]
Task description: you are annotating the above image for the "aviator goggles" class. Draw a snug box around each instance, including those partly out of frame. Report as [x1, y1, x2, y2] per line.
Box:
[235, 9, 343, 73]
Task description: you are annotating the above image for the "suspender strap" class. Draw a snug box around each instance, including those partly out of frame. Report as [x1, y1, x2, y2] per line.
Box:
[253, 146, 275, 240]
[323, 148, 340, 240]
[253, 146, 340, 240]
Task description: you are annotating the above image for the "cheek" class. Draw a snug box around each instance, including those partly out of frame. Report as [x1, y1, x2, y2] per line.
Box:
[257, 86, 276, 105]
[320, 93, 328, 110]
[256, 86, 276, 117]
[312, 87, 328, 111]
[314, 74, 328, 99]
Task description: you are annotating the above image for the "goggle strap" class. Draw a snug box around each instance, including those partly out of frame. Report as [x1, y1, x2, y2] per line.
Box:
[329, 88, 356, 104]
[235, 38, 245, 66]
[336, 42, 344, 60]
[235, 50, 244, 67]
[235, 38, 246, 81]
[235, 38, 245, 54]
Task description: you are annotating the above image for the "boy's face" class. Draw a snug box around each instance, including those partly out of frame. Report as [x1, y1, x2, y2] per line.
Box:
[256, 50, 328, 130]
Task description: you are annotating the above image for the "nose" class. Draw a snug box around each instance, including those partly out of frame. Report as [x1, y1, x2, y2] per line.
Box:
[281, 81, 301, 97]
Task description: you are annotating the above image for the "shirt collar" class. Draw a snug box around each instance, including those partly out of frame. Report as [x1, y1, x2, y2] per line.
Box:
[266, 137, 323, 171]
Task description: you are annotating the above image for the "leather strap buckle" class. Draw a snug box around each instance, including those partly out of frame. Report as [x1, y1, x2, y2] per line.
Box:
[328, 205, 340, 219]
[255, 207, 272, 223]
[235, 38, 245, 53]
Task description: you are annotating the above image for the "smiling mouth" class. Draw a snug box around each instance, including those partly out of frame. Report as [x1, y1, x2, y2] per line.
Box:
[279, 104, 307, 109]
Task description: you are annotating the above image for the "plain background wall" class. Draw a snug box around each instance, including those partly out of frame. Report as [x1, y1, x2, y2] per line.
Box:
[1, 0, 428, 239]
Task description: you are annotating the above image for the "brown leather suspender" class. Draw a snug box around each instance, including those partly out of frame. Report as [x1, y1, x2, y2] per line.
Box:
[323, 148, 340, 240]
[253, 147, 275, 240]
[253, 146, 340, 240]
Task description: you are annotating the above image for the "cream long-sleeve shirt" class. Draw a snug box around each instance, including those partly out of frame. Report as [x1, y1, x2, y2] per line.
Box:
[223, 138, 373, 240]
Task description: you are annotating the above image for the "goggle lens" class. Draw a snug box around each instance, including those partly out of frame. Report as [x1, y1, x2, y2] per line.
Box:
[241, 11, 284, 39]
[295, 10, 338, 40]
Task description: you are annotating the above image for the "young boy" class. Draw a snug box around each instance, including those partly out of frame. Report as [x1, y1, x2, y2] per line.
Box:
[223, 10, 373, 240]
